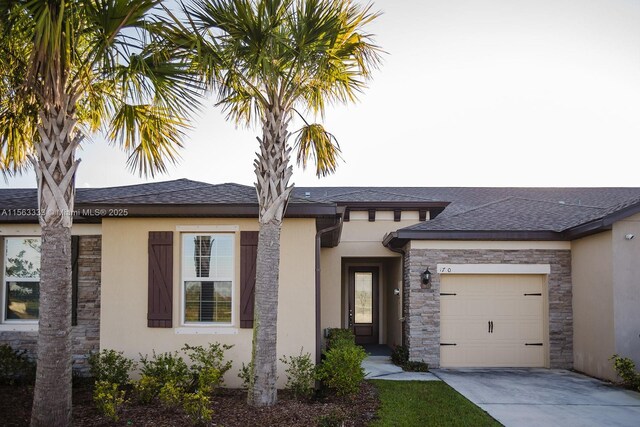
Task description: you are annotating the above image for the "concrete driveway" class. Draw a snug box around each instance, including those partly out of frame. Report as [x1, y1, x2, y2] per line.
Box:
[433, 368, 640, 427]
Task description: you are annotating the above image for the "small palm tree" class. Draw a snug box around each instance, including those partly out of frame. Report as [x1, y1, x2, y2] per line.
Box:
[172, 0, 381, 406]
[0, 1, 201, 425]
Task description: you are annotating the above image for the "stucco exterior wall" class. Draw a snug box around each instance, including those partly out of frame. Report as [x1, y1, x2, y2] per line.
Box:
[571, 231, 616, 380]
[100, 218, 316, 388]
[404, 244, 573, 369]
[612, 214, 640, 368]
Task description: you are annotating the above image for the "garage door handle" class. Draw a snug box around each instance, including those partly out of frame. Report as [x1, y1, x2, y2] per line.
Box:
[441, 293, 457, 296]
[488, 320, 493, 333]
[524, 293, 542, 296]
[525, 343, 543, 346]
[440, 343, 457, 346]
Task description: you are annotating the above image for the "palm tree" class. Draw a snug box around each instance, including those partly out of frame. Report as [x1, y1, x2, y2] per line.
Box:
[0, 1, 201, 425]
[173, 0, 381, 406]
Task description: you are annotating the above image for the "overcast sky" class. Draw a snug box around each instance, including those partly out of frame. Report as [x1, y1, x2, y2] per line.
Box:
[3, 0, 640, 189]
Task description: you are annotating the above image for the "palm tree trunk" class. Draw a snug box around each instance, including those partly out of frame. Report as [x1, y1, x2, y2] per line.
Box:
[30, 225, 72, 426]
[30, 101, 80, 427]
[249, 104, 293, 407]
[250, 220, 282, 406]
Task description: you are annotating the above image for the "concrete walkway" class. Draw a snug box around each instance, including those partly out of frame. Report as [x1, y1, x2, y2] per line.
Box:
[362, 356, 440, 381]
[433, 368, 640, 427]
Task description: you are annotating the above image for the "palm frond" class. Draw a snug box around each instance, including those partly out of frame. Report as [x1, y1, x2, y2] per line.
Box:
[293, 122, 342, 177]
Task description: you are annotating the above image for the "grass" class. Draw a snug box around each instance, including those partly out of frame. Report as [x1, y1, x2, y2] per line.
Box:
[370, 380, 502, 426]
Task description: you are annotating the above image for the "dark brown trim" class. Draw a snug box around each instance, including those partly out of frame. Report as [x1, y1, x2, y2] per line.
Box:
[383, 229, 568, 249]
[368, 209, 375, 222]
[71, 236, 80, 327]
[419, 209, 427, 221]
[348, 266, 379, 345]
[335, 201, 450, 209]
[394, 209, 401, 222]
[343, 209, 350, 222]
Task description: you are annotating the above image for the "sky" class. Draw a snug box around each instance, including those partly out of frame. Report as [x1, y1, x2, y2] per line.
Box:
[3, 0, 640, 190]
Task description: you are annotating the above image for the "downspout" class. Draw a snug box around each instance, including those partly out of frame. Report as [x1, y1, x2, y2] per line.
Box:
[383, 233, 407, 347]
[315, 210, 344, 365]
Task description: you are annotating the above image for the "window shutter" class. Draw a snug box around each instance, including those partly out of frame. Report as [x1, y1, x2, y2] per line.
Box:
[240, 231, 258, 328]
[71, 236, 79, 327]
[148, 231, 173, 328]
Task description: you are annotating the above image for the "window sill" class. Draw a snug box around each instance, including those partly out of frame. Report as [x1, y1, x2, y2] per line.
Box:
[0, 323, 38, 332]
[175, 327, 238, 335]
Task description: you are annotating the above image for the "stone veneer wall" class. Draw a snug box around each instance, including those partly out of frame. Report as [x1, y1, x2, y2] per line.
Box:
[404, 248, 572, 369]
[0, 235, 101, 375]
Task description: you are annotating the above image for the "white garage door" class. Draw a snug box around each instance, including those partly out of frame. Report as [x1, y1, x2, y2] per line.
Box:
[440, 274, 546, 368]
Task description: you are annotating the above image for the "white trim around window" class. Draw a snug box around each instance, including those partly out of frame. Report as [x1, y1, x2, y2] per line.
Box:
[2, 237, 42, 325]
[180, 232, 235, 327]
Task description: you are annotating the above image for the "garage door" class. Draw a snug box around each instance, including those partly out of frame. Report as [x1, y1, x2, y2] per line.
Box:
[440, 274, 545, 368]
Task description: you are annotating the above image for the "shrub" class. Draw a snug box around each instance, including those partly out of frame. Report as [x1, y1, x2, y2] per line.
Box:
[183, 390, 213, 426]
[158, 380, 185, 409]
[238, 361, 253, 389]
[326, 328, 355, 350]
[135, 351, 189, 402]
[610, 354, 640, 391]
[133, 374, 161, 404]
[317, 344, 366, 397]
[0, 344, 35, 385]
[93, 380, 126, 422]
[391, 345, 429, 372]
[280, 348, 315, 399]
[88, 349, 136, 387]
[390, 345, 409, 366]
[139, 350, 190, 389]
[183, 343, 233, 393]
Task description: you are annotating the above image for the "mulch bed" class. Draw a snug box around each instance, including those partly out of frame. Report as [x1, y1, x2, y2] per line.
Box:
[0, 382, 379, 426]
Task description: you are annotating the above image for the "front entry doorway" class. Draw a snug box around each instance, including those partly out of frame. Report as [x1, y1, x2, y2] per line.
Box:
[348, 267, 379, 345]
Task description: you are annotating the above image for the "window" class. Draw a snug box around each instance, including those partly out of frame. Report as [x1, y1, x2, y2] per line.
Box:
[182, 233, 233, 324]
[3, 237, 41, 322]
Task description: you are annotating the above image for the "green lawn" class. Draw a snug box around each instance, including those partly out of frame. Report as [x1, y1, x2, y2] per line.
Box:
[370, 380, 502, 427]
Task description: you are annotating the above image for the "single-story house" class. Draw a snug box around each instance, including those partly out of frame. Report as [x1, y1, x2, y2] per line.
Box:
[1, 179, 639, 386]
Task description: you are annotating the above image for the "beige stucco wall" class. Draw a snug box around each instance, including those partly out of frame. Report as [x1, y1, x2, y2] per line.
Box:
[571, 231, 616, 380]
[100, 217, 316, 388]
[611, 213, 640, 368]
[319, 217, 411, 345]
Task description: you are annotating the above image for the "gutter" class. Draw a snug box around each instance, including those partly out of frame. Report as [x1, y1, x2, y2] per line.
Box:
[314, 209, 345, 365]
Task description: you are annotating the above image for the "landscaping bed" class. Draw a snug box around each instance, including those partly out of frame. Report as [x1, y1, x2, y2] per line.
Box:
[0, 382, 379, 426]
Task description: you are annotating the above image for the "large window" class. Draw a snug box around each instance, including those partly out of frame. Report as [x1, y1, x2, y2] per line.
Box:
[182, 233, 233, 324]
[3, 237, 41, 322]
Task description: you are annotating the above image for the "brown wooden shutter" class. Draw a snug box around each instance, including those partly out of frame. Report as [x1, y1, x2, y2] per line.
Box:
[148, 231, 173, 328]
[71, 236, 79, 327]
[240, 231, 258, 328]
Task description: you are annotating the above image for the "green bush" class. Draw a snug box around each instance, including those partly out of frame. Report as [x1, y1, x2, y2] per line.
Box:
[316, 409, 347, 427]
[0, 344, 35, 385]
[93, 380, 126, 422]
[183, 390, 213, 426]
[158, 380, 185, 409]
[136, 351, 190, 402]
[391, 345, 409, 366]
[238, 361, 253, 389]
[326, 328, 355, 350]
[280, 348, 315, 399]
[610, 354, 640, 391]
[317, 344, 366, 397]
[133, 374, 161, 404]
[88, 349, 136, 387]
[391, 345, 429, 372]
[183, 343, 233, 393]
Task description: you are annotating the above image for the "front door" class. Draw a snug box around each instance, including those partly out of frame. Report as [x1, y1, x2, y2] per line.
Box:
[348, 267, 379, 345]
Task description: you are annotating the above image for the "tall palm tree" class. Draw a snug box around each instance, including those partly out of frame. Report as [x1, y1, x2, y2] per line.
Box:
[173, 0, 381, 406]
[0, 1, 201, 425]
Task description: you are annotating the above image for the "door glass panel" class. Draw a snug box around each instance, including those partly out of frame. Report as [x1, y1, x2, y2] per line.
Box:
[354, 272, 373, 323]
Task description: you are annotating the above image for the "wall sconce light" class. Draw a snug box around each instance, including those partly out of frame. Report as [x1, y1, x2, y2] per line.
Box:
[421, 268, 432, 285]
[393, 288, 401, 296]
[625, 234, 635, 240]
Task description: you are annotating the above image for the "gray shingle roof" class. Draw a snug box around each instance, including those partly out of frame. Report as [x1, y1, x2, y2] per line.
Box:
[2, 181, 640, 234]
